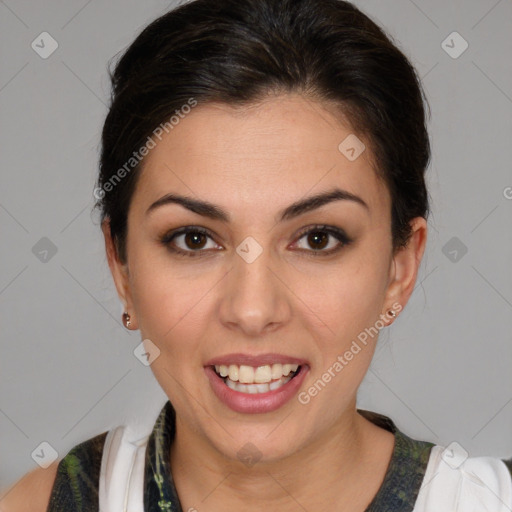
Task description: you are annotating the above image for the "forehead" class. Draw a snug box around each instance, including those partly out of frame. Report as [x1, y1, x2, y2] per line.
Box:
[132, 94, 389, 220]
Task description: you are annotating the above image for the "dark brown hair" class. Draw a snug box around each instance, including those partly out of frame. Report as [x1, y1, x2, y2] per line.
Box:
[95, 0, 431, 263]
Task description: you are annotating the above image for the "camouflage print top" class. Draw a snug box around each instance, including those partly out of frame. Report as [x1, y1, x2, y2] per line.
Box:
[47, 400, 512, 512]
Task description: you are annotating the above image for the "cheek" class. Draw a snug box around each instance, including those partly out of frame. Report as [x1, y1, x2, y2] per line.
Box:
[291, 256, 388, 341]
[129, 256, 218, 351]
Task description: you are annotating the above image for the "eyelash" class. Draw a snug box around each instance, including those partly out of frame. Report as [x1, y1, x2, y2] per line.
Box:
[159, 224, 353, 258]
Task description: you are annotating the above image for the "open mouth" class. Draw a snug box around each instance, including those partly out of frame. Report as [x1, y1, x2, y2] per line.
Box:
[212, 363, 303, 394]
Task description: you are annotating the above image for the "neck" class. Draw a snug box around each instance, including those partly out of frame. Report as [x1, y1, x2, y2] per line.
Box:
[169, 404, 394, 511]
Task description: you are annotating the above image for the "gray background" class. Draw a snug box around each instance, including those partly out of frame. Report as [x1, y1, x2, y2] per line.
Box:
[1, 0, 511, 491]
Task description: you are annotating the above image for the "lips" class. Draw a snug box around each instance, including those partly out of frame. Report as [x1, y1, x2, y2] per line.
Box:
[204, 353, 310, 414]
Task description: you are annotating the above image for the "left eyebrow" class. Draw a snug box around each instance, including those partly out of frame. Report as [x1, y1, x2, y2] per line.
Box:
[145, 186, 369, 222]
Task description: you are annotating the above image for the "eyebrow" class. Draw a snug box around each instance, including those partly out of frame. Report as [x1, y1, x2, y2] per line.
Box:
[146, 187, 369, 223]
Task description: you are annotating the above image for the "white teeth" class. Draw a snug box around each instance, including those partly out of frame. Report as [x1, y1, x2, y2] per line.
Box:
[282, 364, 294, 376]
[214, 363, 300, 384]
[225, 378, 237, 391]
[269, 379, 283, 391]
[255, 383, 269, 393]
[238, 365, 255, 383]
[224, 374, 293, 394]
[254, 366, 272, 383]
[228, 364, 239, 381]
[271, 364, 284, 379]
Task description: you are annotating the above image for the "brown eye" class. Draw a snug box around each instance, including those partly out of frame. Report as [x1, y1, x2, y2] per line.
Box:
[183, 232, 208, 250]
[294, 225, 353, 256]
[306, 231, 329, 250]
[160, 226, 221, 257]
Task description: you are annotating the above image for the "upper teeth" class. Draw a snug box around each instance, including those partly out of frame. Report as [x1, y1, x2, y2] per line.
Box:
[214, 363, 299, 384]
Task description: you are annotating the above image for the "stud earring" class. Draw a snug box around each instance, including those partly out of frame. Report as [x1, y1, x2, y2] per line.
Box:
[122, 312, 132, 329]
[385, 309, 397, 325]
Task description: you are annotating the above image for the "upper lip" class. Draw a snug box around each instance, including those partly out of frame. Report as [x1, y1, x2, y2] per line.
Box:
[204, 353, 308, 367]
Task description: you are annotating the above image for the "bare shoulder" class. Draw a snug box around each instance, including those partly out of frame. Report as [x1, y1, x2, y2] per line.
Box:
[1, 429, 109, 512]
[0, 460, 59, 512]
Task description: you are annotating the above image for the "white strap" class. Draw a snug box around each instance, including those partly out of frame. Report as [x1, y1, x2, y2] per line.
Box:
[99, 426, 148, 512]
[413, 445, 512, 511]
[125, 436, 148, 512]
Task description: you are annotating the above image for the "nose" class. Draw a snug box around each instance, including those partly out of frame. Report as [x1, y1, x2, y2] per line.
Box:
[218, 237, 292, 337]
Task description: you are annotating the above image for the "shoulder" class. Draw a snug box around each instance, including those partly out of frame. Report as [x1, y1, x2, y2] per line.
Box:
[0, 430, 109, 512]
[0, 461, 60, 512]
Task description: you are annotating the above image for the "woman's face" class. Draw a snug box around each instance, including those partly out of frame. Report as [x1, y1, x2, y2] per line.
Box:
[105, 93, 426, 463]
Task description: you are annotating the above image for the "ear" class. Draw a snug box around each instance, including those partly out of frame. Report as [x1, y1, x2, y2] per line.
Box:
[383, 217, 428, 320]
[101, 219, 138, 329]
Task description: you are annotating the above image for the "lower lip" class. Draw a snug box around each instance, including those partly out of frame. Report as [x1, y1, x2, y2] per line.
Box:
[204, 365, 309, 414]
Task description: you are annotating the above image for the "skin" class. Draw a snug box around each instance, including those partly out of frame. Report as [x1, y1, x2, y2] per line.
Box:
[0, 461, 59, 512]
[103, 93, 427, 511]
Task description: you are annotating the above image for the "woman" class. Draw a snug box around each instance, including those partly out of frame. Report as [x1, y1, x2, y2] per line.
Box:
[3, 0, 511, 510]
